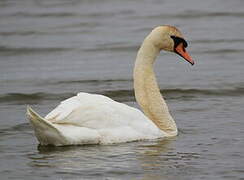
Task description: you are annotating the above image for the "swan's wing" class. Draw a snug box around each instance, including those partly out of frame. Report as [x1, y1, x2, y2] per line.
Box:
[44, 92, 163, 137]
[45, 95, 82, 122]
[45, 92, 117, 125]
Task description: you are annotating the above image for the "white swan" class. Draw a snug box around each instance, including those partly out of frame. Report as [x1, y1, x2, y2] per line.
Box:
[27, 25, 194, 146]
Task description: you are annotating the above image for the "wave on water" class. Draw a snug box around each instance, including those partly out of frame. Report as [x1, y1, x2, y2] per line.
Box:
[0, 92, 75, 104]
[196, 49, 244, 54]
[0, 43, 138, 56]
[54, 79, 132, 85]
[0, 87, 243, 104]
[146, 11, 244, 19]
[84, 45, 139, 53]
[192, 38, 244, 44]
[162, 87, 244, 97]
[0, 46, 72, 56]
[0, 123, 31, 137]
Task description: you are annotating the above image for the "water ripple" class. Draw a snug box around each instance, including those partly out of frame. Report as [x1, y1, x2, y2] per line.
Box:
[194, 49, 244, 55]
[145, 11, 244, 19]
[0, 46, 73, 56]
[1, 87, 243, 104]
[192, 38, 244, 44]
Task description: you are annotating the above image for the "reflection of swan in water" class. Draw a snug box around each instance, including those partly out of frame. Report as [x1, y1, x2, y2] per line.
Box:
[27, 25, 194, 146]
[137, 139, 173, 156]
[29, 139, 173, 175]
[136, 139, 173, 177]
[137, 139, 200, 180]
[30, 143, 143, 172]
[28, 139, 199, 179]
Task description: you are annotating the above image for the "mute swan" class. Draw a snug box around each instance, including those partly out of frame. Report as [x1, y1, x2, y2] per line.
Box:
[27, 25, 194, 146]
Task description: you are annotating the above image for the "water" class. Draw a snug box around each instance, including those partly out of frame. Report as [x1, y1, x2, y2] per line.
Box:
[1, 0, 244, 179]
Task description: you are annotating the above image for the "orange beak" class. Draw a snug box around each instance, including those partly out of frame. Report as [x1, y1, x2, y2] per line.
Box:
[175, 43, 194, 65]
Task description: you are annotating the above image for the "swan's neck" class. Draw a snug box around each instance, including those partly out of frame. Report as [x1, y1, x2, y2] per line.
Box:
[133, 39, 177, 136]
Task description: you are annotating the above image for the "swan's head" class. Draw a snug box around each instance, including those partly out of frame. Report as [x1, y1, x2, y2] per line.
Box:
[148, 25, 194, 65]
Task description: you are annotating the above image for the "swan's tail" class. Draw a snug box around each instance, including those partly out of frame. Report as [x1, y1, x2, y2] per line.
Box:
[26, 106, 66, 146]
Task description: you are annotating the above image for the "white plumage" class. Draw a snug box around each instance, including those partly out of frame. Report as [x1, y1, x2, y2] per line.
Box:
[27, 93, 164, 146]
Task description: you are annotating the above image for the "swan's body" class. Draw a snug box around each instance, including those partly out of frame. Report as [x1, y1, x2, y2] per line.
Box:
[27, 25, 194, 146]
[27, 93, 165, 145]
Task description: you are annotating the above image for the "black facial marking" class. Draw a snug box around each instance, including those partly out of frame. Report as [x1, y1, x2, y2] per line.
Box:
[170, 36, 188, 50]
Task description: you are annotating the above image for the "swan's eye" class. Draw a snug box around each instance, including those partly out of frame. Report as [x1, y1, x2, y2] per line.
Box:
[170, 36, 188, 49]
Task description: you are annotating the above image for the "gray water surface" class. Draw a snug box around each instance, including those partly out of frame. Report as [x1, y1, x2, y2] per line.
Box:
[1, 0, 244, 179]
